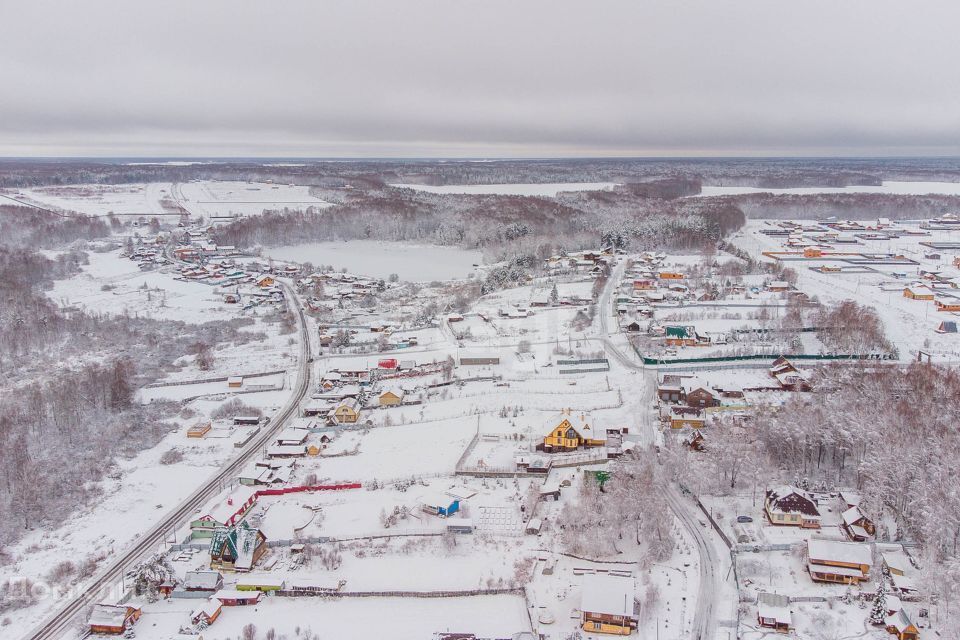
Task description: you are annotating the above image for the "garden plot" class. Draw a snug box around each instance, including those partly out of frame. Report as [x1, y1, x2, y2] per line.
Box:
[131, 593, 529, 640]
[737, 218, 960, 359]
[46, 249, 241, 322]
[312, 418, 480, 483]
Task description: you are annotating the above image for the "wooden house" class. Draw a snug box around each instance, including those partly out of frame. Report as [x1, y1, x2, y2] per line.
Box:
[757, 592, 792, 632]
[378, 388, 404, 406]
[190, 598, 223, 627]
[841, 505, 876, 541]
[664, 325, 703, 347]
[209, 522, 267, 573]
[542, 410, 606, 452]
[657, 374, 684, 403]
[683, 379, 719, 408]
[657, 270, 685, 280]
[764, 486, 821, 528]
[580, 574, 638, 635]
[188, 421, 212, 438]
[884, 611, 920, 640]
[88, 604, 142, 635]
[256, 275, 275, 288]
[190, 485, 258, 538]
[668, 407, 706, 430]
[935, 298, 960, 312]
[214, 589, 262, 606]
[806, 537, 872, 585]
[227, 376, 243, 388]
[903, 285, 935, 300]
[683, 430, 706, 452]
[632, 278, 656, 291]
[331, 397, 361, 424]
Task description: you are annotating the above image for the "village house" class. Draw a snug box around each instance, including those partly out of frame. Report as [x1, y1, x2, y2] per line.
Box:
[806, 537, 872, 585]
[542, 410, 606, 452]
[330, 396, 362, 424]
[757, 592, 792, 632]
[209, 522, 268, 573]
[841, 505, 876, 541]
[764, 486, 821, 528]
[935, 297, 960, 312]
[884, 610, 920, 640]
[183, 570, 224, 593]
[190, 485, 259, 538]
[664, 325, 709, 347]
[190, 598, 223, 627]
[88, 604, 142, 635]
[580, 574, 638, 635]
[682, 378, 719, 408]
[683, 430, 707, 452]
[214, 589, 262, 606]
[657, 376, 684, 403]
[378, 388, 404, 406]
[668, 406, 706, 430]
[903, 285, 935, 300]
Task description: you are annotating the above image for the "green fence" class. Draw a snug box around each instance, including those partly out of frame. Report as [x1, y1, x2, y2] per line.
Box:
[639, 352, 896, 366]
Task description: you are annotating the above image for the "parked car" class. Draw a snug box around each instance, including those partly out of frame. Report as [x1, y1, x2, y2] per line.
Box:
[736, 515, 753, 523]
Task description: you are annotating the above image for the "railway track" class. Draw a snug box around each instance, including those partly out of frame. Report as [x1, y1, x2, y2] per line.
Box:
[23, 278, 313, 640]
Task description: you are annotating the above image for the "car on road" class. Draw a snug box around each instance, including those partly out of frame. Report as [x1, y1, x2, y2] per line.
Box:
[736, 515, 753, 523]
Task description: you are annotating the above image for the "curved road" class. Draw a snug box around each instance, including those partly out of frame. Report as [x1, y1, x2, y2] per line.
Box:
[24, 259, 314, 640]
[598, 258, 719, 640]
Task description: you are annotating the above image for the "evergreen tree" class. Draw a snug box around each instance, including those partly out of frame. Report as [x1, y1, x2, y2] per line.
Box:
[869, 581, 887, 625]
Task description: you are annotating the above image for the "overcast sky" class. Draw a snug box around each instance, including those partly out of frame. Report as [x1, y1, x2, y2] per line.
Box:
[1, 1, 959, 157]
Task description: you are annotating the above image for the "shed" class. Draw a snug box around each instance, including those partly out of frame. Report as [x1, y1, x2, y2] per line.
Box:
[421, 494, 460, 517]
[190, 598, 223, 626]
[757, 592, 792, 631]
[88, 604, 141, 635]
[214, 589, 262, 606]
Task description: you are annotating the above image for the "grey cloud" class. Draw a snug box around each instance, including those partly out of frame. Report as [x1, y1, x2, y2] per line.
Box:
[1, 0, 958, 156]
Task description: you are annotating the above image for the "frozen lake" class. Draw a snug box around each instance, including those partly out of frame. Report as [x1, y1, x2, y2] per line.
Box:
[263, 240, 482, 281]
[390, 182, 620, 196]
[694, 180, 960, 197]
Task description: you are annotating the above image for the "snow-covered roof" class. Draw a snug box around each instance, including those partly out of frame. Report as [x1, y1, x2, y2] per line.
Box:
[891, 572, 918, 593]
[807, 537, 872, 567]
[214, 589, 260, 600]
[89, 604, 135, 628]
[841, 505, 868, 527]
[757, 592, 791, 626]
[580, 574, 636, 618]
[184, 571, 222, 590]
[191, 598, 222, 619]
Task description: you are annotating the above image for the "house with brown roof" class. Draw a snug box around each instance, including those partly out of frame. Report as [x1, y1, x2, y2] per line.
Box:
[764, 486, 821, 528]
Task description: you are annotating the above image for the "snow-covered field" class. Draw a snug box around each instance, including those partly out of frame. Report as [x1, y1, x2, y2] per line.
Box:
[389, 182, 620, 196]
[262, 240, 483, 281]
[3, 182, 174, 216]
[174, 180, 332, 219]
[2, 180, 331, 219]
[695, 180, 960, 197]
